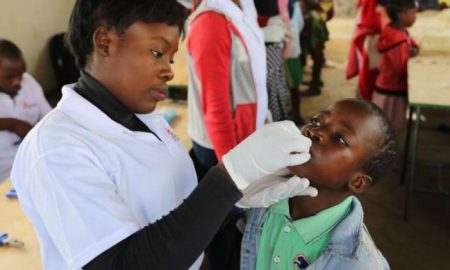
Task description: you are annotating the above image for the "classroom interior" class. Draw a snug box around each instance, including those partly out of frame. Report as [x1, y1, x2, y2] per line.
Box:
[1, 1, 449, 270]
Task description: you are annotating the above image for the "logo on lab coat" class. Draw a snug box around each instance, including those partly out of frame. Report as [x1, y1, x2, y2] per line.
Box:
[165, 127, 179, 141]
[22, 101, 37, 109]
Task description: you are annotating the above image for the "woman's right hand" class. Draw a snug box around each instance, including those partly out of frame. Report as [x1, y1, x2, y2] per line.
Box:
[222, 121, 312, 191]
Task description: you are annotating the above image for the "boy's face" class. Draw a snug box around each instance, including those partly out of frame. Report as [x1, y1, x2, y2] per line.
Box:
[290, 101, 379, 191]
[400, 7, 417, 28]
[0, 57, 25, 96]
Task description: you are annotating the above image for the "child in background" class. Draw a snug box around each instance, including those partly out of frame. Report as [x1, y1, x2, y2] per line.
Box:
[285, 0, 306, 125]
[299, 0, 329, 96]
[240, 99, 397, 270]
[372, 0, 419, 129]
[346, 0, 390, 100]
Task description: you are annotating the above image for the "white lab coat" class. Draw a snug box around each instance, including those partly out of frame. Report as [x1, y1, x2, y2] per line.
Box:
[11, 86, 202, 270]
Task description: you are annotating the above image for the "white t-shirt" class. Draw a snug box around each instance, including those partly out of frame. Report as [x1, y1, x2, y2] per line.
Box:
[0, 73, 51, 182]
[11, 86, 202, 270]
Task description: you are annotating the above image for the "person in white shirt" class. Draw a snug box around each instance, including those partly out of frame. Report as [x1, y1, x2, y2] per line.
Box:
[0, 38, 51, 183]
[11, 1, 317, 269]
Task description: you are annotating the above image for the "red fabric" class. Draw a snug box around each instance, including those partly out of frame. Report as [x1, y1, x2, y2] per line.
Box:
[234, 104, 257, 144]
[257, 15, 269, 27]
[188, 12, 257, 160]
[375, 24, 418, 92]
[346, 0, 383, 99]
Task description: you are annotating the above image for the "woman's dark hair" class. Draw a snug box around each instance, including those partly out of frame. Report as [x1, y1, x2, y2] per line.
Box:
[386, 0, 417, 22]
[66, 0, 189, 68]
[340, 99, 399, 183]
[0, 38, 23, 60]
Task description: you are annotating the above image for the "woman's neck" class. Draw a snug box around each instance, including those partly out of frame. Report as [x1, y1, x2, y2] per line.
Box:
[289, 190, 351, 220]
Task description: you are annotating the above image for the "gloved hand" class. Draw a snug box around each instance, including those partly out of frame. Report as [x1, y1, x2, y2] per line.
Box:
[236, 174, 318, 208]
[261, 15, 292, 43]
[222, 121, 311, 191]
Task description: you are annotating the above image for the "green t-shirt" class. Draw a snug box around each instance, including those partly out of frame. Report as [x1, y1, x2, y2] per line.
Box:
[255, 196, 353, 270]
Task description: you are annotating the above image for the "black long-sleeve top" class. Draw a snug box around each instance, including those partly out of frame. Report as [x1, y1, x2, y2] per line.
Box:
[74, 71, 243, 269]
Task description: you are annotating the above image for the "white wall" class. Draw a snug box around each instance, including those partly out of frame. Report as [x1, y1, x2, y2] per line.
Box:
[0, 0, 76, 92]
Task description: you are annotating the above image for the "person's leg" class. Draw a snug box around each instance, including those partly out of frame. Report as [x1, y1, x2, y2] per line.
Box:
[266, 43, 292, 121]
[301, 16, 328, 96]
[311, 44, 325, 90]
[286, 57, 304, 125]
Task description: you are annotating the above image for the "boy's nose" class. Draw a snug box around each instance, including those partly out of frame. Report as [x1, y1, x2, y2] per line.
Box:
[306, 128, 323, 144]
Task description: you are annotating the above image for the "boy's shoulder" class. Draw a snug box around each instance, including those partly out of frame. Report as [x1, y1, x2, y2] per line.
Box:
[323, 198, 389, 269]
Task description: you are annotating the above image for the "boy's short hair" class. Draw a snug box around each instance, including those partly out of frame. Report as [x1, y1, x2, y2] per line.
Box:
[0, 39, 23, 60]
[350, 99, 398, 183]
[386, 0, 418, 22]
[66, 0, 189, 69]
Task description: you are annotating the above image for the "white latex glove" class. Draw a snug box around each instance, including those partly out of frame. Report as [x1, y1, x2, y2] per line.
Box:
[261, 15, 292, 43]
[222, 121, 311, 191]
[236, 174, 318, 208]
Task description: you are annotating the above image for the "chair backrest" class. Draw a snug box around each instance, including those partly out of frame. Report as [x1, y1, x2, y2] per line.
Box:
[49, 33, 80, 88]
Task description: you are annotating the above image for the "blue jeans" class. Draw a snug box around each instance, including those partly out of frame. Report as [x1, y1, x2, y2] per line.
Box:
[192, 141, 218, 170]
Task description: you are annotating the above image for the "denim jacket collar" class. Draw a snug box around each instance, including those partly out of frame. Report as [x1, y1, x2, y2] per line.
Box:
[240, 197, 390, 270]
[324, 197, 363, 256]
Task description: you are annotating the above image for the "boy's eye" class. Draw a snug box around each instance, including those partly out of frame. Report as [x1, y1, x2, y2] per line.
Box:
[311, 118, 320, 126]
[335, 133, 349, 147]
[151, 50, 163, 58]
[169, 59, 175, 64]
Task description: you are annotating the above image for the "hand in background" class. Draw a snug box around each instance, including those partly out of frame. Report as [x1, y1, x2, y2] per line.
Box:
[261, 15, 292, 43]
[10, 118, 33, 138]
[410, 47, 419, 58]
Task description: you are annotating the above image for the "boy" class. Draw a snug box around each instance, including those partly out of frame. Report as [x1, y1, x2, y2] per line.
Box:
[240, 99, 397, 269]
[0, 39, 51, 182]
[372, 0, 419, 129]
[299, 0, 329, 96]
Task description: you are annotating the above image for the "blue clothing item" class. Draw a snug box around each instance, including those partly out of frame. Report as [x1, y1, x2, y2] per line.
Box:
[239, 197, 390, 270]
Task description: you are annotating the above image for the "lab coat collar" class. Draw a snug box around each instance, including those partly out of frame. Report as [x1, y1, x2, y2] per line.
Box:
[57, 85, 138, 138]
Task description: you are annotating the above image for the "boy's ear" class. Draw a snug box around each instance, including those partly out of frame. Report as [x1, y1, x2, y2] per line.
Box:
[348, 173, 373, 193]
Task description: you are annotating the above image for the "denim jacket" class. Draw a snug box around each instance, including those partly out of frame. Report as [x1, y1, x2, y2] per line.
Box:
[239, 197, 390, 270]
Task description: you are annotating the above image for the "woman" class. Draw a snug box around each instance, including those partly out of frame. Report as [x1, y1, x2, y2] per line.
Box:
[10, 1, 315, 270]
[187, 1, 268, 268]
[255, 0, 294, 121]
[187, 0, 267, 173]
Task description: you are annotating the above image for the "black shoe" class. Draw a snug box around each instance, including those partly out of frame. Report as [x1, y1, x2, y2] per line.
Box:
[300, 88, 321, 97]
[438, 123, 450, 133]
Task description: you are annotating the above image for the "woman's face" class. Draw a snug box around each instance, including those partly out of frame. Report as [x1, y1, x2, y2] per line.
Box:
[91, 22, 179, 113]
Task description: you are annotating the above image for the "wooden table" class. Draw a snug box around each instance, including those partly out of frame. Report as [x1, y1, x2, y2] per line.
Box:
[403, 56, 450, 221]
[0, 179, 42, 270]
